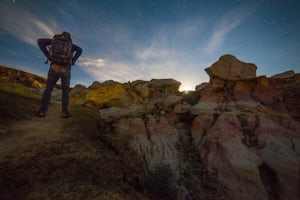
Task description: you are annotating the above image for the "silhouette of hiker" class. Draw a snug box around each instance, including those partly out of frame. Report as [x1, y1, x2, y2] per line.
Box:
[36, 32, 82, 118]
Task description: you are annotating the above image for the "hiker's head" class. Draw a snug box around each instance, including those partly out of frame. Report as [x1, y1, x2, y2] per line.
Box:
[61, 31, 71, 39]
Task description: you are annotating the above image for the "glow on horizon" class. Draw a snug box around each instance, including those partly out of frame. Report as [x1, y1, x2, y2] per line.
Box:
[179, 84, 196, 92]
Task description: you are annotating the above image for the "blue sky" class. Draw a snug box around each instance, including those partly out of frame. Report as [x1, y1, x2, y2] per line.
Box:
[0, 0, 299, 90]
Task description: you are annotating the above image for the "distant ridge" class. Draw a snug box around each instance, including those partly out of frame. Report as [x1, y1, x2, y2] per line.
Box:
[0, 65, 61, 89]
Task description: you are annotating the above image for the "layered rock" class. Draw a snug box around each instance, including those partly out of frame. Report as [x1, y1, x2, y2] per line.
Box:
[115, 116, 180, 173]
[1, 55, 299, 200]
[196, 114, 268, 200]
[69, 55, 299, 200]
[188, 56, 300, 200]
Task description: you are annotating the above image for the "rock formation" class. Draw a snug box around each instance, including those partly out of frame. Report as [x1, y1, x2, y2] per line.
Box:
[1, 54, 299, 200]
[67, 55, 299, 200]
[205, 54, 257, 80]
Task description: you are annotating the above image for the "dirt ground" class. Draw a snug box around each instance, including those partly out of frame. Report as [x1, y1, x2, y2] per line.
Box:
[0, 92, 147, 200]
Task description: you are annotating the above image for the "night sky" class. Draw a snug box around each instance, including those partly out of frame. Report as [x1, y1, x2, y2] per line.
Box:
[0, 0, 299, 91]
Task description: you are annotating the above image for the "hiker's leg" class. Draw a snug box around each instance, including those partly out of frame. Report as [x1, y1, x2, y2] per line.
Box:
[60, 66, 71, 114]
[40, 66, 59, 112]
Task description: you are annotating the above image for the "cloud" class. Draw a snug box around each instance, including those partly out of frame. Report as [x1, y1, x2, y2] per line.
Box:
[204, 7, 250, 54]
[77, 44, 203, 91]
[78, 56, 143, 82]
[0, 2, 59, 46]
[134, 43, 208, 90]
[77, 17, 207, 88]
[77, 43, 186, 84]
[134, 44, 181, 78]
[0, 1, 209, 89]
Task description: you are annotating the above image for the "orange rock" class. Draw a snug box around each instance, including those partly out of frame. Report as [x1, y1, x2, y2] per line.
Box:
[252, 76, 285, 111]
[233, 80, 256, 104]
[205, 55, 257, 81]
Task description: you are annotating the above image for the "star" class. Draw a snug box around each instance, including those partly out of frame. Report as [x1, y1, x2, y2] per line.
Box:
[0, 0, 299, 88]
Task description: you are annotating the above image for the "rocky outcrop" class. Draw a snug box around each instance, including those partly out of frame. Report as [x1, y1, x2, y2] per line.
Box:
[65, 55, 300, 199]
[188, 56, 300, 199]
[85, 55, 299, 200]
[271, 70, 295, 79]
[1, 55, 299, 200]
[83, 78, 181, 109]
[205, 54, 257, 80]
[85, 83, 133, 109]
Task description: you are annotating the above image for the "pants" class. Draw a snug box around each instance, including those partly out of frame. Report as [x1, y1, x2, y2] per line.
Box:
[39, 63, 71, 114]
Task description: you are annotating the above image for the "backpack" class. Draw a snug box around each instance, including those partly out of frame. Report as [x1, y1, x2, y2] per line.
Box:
[49, 33, 73, 66]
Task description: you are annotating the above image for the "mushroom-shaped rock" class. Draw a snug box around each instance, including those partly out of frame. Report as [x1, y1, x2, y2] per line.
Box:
[205, 55, 257, 81]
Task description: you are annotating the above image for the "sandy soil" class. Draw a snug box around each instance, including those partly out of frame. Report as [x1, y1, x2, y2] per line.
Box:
[0, 104, 69, 159]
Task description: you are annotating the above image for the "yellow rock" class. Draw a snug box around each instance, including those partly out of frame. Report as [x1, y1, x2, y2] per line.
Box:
[0, 80, 41, 99]
[85, 83, 131, 109]
[70, 93, 86, 105]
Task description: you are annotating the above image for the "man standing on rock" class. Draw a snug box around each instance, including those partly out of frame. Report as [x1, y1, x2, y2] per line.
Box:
[36, 31, 82, 118]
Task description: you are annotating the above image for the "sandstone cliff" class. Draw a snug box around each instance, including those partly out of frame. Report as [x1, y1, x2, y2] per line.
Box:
[0, 55, 299, 200]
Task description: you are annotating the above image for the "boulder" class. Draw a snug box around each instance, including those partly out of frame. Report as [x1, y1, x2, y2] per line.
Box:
[69, 84, 89, 105]
[100, 80, 120, 86]
[99, 104, 146, 122]
[85, 83, 131, 109]
[147, 79, 181, 98]
[88, 81, 102, 89]
[163, 94, 182, 109]
[131, 80, 149, 99]
[173, 102, 192, 114]
[70, 84, 88, 96]
[271, 70, 295, 79]
[36, 88, 61, 101]
[147, 79, 181, 89]
[205, 55, 257, 81]
[88, 80, 120, 90]
[195, 82, 208, 91]
[51, 88, 62, 101]
[190, 101, 219, 114]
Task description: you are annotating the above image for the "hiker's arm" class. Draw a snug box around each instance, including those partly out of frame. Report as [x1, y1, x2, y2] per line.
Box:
[72, 45, 82, 65]
[37, 39, 52, 58]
